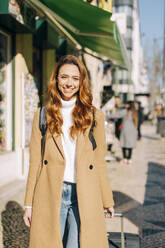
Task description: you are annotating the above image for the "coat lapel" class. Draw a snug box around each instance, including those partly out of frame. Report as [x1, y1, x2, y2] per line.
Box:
[53, 133, 65, 160]
[48, 128, 65, 160]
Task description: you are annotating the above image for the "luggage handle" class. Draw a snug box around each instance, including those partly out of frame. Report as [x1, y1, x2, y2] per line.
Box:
[106, 212, 125, 248]
[114, 212, 125, 248]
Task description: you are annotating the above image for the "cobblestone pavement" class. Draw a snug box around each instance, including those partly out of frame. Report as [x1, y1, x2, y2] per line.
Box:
[0, 123, 165, 247]
[0, 181, 28, 247]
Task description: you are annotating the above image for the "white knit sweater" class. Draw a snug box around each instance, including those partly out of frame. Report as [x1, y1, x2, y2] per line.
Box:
[61, 97, 77, 183]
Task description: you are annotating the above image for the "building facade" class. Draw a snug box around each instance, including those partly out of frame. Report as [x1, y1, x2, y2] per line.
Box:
[84, 0, 117, 108]
[131, 0, 149, 108]
[112, 0, 134, 102]
[112, 0, 149, 105]
[0, 0, 38, 186]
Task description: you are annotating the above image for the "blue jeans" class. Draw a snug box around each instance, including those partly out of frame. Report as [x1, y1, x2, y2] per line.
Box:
[60, 181, 80, 248]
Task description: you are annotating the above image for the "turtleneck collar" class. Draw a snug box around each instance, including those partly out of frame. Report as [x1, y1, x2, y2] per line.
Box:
[61, 97, 76, 109]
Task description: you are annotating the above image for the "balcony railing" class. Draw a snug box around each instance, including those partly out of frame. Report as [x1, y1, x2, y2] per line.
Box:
[127, 16, 133, 28]
[124, 37, 132, 50]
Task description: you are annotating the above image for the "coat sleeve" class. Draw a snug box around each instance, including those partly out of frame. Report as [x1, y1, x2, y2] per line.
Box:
[94, 110, 114, 208]
[24, 108, 41, 206]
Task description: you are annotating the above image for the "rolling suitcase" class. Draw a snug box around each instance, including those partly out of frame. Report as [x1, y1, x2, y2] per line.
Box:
[107, 213, 141, 248]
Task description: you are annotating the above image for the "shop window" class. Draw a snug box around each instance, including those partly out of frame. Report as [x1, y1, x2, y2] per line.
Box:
[0, 32, 8, 151]
[126, 28, 132, 38]
[0, 31, 12, 152]
[101, 86, 114, 106]
[122, 93, 127, 103]
[22, 73, 39, 147]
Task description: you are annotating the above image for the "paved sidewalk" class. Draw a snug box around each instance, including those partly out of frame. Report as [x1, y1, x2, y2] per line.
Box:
[107, 123, 165, 247]
[0, 123, 165, 247]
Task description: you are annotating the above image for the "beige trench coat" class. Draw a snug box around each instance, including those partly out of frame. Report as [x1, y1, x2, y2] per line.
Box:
[24, 108, 114, 248]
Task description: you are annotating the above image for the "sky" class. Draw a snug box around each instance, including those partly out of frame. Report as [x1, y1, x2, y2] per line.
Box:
[139, 0, 164, 51]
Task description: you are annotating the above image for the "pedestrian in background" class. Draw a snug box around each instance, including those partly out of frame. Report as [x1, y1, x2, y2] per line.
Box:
[120, 101, 138, 165]
[137, 101, 144, 140]
[155, 103, 163, 135]
[105, 118, 115, 161]
[114, 96, 123, 140]
[23, 55, 114, 248]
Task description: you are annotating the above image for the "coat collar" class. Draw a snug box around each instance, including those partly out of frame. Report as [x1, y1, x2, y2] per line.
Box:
[48, 126, 91, 161]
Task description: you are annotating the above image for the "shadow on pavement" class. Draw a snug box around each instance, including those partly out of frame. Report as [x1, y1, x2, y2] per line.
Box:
[113, 191, 142, 229]
[141, 162, 165, 247]
[113, 161, 165, 247]
[1, 201, 29, 248]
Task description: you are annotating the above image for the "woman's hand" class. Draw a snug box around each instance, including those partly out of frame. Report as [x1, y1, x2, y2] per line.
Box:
[104, 207, 115, 218]
[23, 208, 32, 227]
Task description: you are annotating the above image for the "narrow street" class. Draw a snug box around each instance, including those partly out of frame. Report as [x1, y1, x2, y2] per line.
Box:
[0, 123, 165, 247]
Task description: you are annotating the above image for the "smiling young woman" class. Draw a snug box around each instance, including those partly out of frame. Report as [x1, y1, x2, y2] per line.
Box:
[46, 55, 94, 139]
[57, 63, 80, 101]
[23, 55, 114, 248]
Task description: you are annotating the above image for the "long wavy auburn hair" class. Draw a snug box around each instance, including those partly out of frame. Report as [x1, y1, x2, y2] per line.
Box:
[46, 55, 95, 139]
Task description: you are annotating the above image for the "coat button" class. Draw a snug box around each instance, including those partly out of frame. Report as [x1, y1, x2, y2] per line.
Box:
[44, 160, 48, 165]
[89, 164, 93, 170]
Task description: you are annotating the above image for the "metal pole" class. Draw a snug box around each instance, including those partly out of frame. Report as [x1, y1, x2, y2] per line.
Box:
[163, 0, 165, 88]
[121, 215, 125, 248]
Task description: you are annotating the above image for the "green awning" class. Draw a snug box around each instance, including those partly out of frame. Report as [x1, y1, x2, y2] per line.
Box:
[26, 0, 129, 68]
[66, 25, 128, 67]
